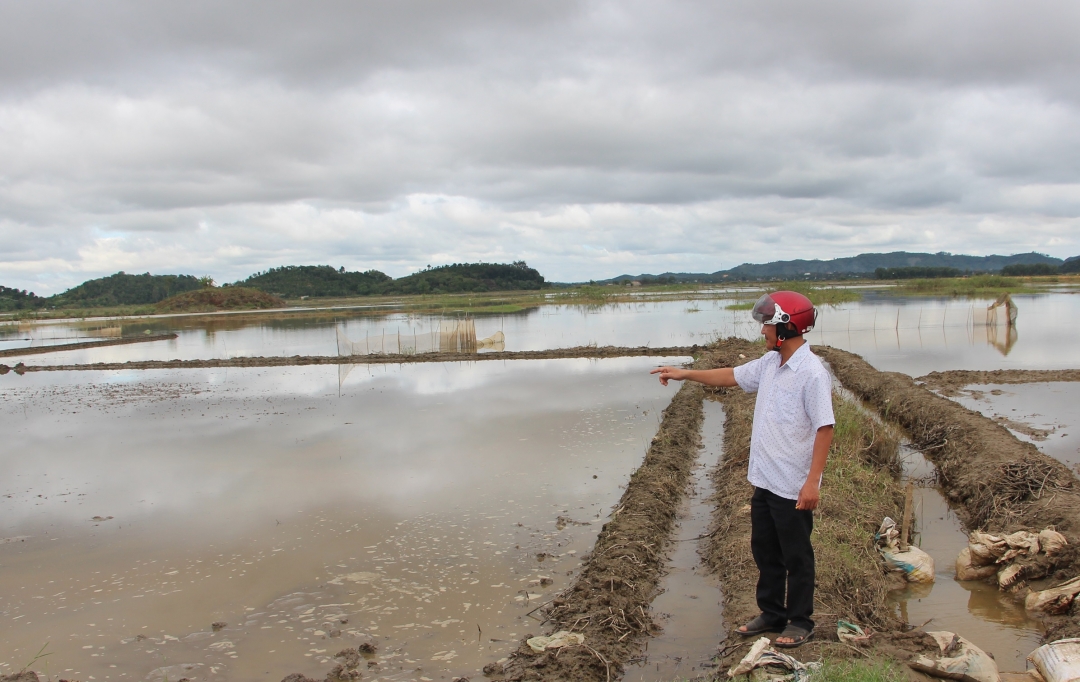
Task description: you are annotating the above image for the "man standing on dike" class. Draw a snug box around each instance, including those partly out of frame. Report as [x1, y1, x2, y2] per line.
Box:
[650, 290, 834, 649]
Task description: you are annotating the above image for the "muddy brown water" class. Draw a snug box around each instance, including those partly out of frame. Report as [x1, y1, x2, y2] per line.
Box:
[623, 400, 726, 682]
[891, 446, 1044, 672]
[0, 357, 685, 680]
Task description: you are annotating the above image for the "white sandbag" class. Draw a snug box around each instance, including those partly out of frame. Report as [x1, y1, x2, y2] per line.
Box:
[727, 637, 821, 681]
[956, 548, 999, 582]
[908, 631, 1000, 682]
[1040, 530, 1069, 556]
[1028, 638, 1080, 682]
[877, 517, 936, 584]
[1026, 577, 1080, 615]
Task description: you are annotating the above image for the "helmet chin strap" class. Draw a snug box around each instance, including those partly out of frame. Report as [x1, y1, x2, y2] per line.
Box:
[770, 324, 800, 352]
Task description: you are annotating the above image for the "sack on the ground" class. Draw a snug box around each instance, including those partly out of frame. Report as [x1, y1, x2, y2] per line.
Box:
[1025, 577, 1080, 615]
[956, 548, 1000, 581]
[727, 637, 821, 681]
[876, 517, 936, 584]
[526, 630, 584, 653]
[1040, 530, 1069, 556]
[1028, 638, 1080, 682]
[837, 620, 872, 643]
[908, 631, 1000, 682]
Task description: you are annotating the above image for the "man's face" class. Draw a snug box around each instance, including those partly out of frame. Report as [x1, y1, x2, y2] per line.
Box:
[761, 323, 778, 346]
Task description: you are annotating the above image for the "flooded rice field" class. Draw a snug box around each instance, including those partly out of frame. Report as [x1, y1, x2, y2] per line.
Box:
[4, 289, 1080, 376]
[4, 288, 1080, 680]
[0, 357, 685, 680]
[950, 383, 1080, 470]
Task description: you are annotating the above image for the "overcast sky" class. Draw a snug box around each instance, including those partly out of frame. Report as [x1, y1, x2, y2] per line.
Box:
[3, 1, 1080, 293]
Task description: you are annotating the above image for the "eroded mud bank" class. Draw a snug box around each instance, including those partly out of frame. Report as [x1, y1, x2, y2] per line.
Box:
[819, 347, 1080, 534]
[0, 345, 697, 374]
[917, 368, 1080, 395]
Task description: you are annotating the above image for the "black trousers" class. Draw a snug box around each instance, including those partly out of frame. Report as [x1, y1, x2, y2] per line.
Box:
[750, 486, 815, 631]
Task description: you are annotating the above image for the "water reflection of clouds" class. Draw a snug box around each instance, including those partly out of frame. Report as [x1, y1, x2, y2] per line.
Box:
[0, 358, 673, 542]
[5, 291, 1077, 374]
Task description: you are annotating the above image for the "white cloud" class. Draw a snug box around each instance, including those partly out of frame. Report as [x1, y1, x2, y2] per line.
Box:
[1, 1, 1079, 293]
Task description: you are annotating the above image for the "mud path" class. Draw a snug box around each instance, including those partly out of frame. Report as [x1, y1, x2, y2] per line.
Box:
[818, 346, 1080, 535]
[0, 333, 178, 358]
[0, 345, 697, 374]
[917, 369, 1080, 395]
[489, 364, 708, 681]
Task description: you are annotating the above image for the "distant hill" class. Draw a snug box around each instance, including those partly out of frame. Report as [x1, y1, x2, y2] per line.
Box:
[0, 286, 47, 312]
[1062, 256, 1080, 274]
[51, 272, 202, 307]
[235, 265, 392, 298]
[601, 251, 1064, 283]
[384, 262, 546, 295]
[237, 261, 546, 297]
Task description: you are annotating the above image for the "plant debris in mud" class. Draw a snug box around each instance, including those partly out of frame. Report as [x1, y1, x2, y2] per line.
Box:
[917, 368, 1080, 396]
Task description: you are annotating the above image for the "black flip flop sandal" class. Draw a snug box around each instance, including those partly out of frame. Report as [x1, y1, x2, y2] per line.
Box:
[736, 614, 786, 637]
[773, 625, 813, 648]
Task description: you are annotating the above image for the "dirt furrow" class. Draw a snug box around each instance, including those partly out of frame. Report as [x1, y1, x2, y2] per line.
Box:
[917, 368, 1080, 395]
[818, 346, 1080, 534]
[486, 357, 708, 681]
[0, 345, 697, 374]
[0, 333, 178, 358]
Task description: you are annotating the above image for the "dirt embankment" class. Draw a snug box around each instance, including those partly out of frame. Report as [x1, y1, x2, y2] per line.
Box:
[818, 346, 1080, 535]
[701, 340, 914, 668]
[489, 361, 707, 681]
[0, 333, 178, 358]
[0, 345, 698, 374]
[917, 368, 1080, 396]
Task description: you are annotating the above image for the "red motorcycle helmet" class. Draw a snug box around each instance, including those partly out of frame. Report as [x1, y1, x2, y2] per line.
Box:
[751, 290, 817, 336]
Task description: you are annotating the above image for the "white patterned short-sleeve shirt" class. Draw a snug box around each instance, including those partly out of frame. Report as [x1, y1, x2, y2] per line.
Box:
[732, 343, 835, 500]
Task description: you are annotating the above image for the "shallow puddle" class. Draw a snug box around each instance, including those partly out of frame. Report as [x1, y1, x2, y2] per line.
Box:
[890, 446, 1044, 672]
[950, 383, 1080, 470]
[625, 400, 726, 682]
[0, 356, 684, 680]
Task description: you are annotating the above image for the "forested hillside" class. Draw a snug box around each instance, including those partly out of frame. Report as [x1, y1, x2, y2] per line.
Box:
[51, 272, 202, 307]
[384, 262, 545, 295]
[0, 286, 47, 311]
[235, 265, 391, 297]
[237, 262, 546, 297]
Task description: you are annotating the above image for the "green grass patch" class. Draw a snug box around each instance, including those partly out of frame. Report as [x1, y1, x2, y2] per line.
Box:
[768, 281, 863, 306]
[892, 274, 1028, 297]
[725, 301, 754, 310]
[814, 393, 904, 628]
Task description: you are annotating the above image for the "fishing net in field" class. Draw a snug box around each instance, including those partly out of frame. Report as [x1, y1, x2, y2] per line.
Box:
[336, 320, 505, 388]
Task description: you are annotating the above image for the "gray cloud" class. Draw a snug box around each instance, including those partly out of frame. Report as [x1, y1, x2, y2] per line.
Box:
[1, 1, 1079, 293]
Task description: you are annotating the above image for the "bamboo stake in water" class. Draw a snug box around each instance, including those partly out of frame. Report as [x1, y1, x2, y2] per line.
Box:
[899, 481, 915, 552]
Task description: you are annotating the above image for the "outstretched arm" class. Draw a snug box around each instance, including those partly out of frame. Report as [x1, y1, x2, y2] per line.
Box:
[650, 366, 738, 388]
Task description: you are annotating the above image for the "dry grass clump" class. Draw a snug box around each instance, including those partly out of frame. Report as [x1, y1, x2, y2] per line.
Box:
[155, 286, 286, 312]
